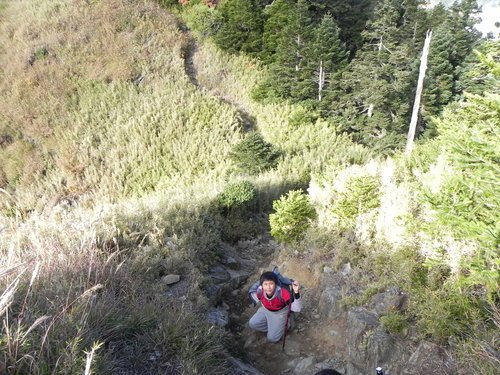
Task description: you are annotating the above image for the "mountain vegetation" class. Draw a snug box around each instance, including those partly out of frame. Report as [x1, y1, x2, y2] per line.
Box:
[0, 0, 498, 374]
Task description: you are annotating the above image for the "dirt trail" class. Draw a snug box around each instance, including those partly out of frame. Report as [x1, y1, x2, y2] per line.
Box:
[223, 237, 346, 375]
[179, 25, 256, 133]
[177, 24, 345, 375]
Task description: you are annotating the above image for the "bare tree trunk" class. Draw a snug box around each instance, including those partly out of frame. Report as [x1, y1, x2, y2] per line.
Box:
[295, 35, 301, 71]
[318, 60, 325, 101]
[406, 30, 432, 156]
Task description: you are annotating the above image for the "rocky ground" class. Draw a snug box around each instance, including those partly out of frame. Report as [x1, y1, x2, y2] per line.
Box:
[197, 234, 456, 375]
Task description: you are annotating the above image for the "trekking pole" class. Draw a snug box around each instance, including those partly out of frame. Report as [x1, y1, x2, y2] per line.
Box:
[281, 301, 292, 352]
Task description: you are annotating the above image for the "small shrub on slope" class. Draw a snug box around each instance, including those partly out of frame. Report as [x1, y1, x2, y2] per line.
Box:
[270, 190, 316, 243]
[217, 180, 256, 210]
[229, 132, 280, 175]
[330, 176, 381, 228]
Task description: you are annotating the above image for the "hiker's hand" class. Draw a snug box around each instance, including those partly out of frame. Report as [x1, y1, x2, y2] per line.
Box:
[292, 281, 300, 293]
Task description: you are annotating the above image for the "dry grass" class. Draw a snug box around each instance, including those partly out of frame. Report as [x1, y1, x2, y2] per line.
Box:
[0, 0, 189, 192]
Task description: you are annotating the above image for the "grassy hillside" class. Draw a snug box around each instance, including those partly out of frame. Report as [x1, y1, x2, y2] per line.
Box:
[0, 0, 368, 373]
[2, 0, 496, 373]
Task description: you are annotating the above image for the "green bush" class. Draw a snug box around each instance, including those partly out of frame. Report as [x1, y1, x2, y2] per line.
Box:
[381, 312, 409, 335]
[412, 287, 482, 344]
[217, 180, 256, 210]
[182, 2, 223, 38]
[331, 176, 381, 227]
[270, 190, 316, 243]
[229, 132, 280, 175]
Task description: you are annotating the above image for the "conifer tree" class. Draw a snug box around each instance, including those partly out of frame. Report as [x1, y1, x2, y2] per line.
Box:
[421, 0, 482, 129]
[422, 23, 455, 123]
[306, 13, 347, 103]
[309, 0, 376, 55]
[258, 0, 314, 100]
[335, 0, 416, 151]
[213, 0, 264, 55]
[261, 0, 297, 64]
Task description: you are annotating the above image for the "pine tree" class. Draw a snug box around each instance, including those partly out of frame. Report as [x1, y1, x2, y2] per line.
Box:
[213, 0, 264, 55]
[309, 0, 376, 55]
[447, 0, 482, 92]
[261, 0, 297, 64]
[422, 23, 455, 123]
[335, 0, 417, 151]
[258, 0, 314, 100]
[306, 13, 347, 103]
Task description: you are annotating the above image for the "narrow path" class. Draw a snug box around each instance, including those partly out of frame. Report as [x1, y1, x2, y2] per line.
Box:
[217, 236, 346, 375]
[179, 25, 256, 133]
[176, 21, 345, 375]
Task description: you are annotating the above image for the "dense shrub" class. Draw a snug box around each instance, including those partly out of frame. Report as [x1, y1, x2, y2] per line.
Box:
[380, 312, 409, 335]
[217, 180, 256, 210]
[270, 190, 316, 243]
[229, 132, 280, 174]
[330, 176, 381, 227]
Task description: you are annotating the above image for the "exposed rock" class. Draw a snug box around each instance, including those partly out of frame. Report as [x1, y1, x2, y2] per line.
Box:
[237, 238, 259, 250]
[314, 358, 347, 375]
[341, 262, 352, 276]
[319, 286, 344, 319]
[346, 308, 380, 368]
[293, 356, 316, 375]
[227, 268, 251, 289]
[162, 274, 180, 285]
[206, 307, 229, 327]
[227, 357, 265, 375]
[370, 287, 408, 315]
[223, 255, 240, 270]
[204, 284, 222, 304]
[209, 265, 231, 284]
[402, 341, 456, 375]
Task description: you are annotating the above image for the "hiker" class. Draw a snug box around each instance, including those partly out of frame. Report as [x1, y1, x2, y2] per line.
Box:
[248, 271, 302, 343]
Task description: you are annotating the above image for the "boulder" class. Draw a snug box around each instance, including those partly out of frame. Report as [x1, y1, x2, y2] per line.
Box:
[370, 288, 408, 315]
[162, 274, 180, 285]
[223, 256, 240, 270]
[209, 265, 231, 284]
[401, 341, 456, 375]
[227, 357, 265, 375]
[319, 286, 344, 320]
[293, 356, 317, 375]
[206, 308, 229, 327]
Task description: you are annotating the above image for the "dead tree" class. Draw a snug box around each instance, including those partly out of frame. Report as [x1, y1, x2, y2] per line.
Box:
[406, 30, 432, 155]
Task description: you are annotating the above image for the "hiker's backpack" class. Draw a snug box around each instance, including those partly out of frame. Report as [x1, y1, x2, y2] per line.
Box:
[248, 267, 294, 306]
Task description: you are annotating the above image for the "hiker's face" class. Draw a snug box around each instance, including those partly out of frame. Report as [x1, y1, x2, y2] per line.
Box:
[262, 280, 276, 295]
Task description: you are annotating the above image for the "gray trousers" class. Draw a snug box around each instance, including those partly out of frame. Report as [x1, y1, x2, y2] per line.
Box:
[249, 306, 290, 343]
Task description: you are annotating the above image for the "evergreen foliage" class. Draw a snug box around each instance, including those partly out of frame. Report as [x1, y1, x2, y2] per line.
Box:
[213, 0, 264, 55]
[422, 23, 455, 122]
[2, 0, 497, 372]
[330, 176, 381, 228]
[229, 132, 280, 174]
[457, 40, 500, 96]
[306, 13, 347, 103]
[217, 180, 256, 209]
[270, 190, 317, 243]
[335, 0, 417, 151]
[425, 90, 500, 301]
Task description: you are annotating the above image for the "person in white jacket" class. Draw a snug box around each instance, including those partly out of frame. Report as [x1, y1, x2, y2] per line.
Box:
[248, 271, 302, 343]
